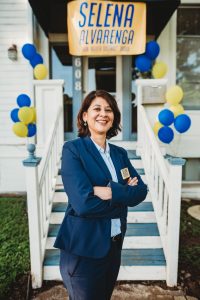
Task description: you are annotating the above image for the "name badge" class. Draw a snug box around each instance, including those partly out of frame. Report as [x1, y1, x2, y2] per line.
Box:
[120, 167, 130, 180]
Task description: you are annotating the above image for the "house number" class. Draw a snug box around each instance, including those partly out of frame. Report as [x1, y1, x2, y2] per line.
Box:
[74, 57, 82, 91]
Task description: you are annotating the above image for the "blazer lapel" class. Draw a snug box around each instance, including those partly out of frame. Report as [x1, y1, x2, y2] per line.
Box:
[82, 136, 112, 180]
[109, 143, 125, 184]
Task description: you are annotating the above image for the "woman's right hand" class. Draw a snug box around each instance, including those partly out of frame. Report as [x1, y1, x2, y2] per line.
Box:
[93, 186, 112, 200]
[127, 177, 138, 186]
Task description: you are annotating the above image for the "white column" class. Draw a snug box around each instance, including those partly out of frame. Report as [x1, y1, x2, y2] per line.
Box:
[33, 80, 64, 145]
[166, 156, 185, 286]
[115, 55, 123, 141]
[82, 56, 89, 99]
[23, 144, 42, 288]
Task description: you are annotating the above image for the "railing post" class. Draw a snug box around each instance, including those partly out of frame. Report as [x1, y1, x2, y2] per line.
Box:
[23, 144, 42, 288]
[166, 156, 186, 287]
[33, 80, 64, 146]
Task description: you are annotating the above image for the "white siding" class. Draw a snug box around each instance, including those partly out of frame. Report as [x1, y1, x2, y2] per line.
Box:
[0, 1, 51, 192]
[33, 19, 50, 78]
[157, 8, 200, 159]
[0, 0, 33, 145]
[0, 0, 33, 192]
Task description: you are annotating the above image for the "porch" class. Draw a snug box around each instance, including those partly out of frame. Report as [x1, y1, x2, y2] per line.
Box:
[23, 79, 185, 289]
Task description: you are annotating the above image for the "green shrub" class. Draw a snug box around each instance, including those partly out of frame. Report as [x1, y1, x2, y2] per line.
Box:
[179, 200, 200, 276]
[0, 197, 30, 298]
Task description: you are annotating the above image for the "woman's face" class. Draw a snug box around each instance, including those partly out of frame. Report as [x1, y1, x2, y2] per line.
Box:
[83, 97, 114, 137]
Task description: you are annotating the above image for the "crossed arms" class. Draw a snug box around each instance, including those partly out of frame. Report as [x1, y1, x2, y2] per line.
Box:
[61, 142, 148, 218]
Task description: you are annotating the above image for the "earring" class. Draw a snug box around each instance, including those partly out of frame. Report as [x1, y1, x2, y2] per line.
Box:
[84, 121, 87, 126]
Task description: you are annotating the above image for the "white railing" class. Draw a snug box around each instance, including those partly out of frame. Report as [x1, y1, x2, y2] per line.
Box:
[137, 104, 185, 287]
[23, 106, 64, 288]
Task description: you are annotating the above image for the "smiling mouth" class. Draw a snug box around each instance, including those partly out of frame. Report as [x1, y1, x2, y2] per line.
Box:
[96, 120, 108, 124]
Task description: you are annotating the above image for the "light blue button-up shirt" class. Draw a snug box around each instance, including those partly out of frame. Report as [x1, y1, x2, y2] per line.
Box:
[90, 137, 121, 237]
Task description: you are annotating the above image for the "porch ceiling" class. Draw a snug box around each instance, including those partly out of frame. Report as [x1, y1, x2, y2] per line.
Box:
[29, 0, 180, 64]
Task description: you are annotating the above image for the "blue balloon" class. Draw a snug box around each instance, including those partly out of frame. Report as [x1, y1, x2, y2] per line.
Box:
[146, 41, 160, 60]
[158, 126, 174, 144]
[135, 55, 152, 72]
[30, 53, 43, 68]
[158, 109, 174, 126]
[22, 43, 36, 60]
[17, 94, 31, 107]
[10, 108, 19, 122]
[27, 124, 37, 137]
[174, 114, 191, 133]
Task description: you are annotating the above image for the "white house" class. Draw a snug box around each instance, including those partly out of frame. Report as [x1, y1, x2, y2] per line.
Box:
[0, 0, 199, 289]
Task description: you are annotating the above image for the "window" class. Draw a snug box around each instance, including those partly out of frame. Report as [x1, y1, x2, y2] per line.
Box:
[177, 6, 200, 109]
[89, 57, 116, 93]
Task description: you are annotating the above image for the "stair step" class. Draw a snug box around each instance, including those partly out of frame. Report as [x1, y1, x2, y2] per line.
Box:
[58, 148, 140, 168]
[48, 223, 159, 238]
[109, 141, 137, 149]
[58, 167, 145, 176]
[46, 221, 162, 249]
[126, 223, 159, 236]
[127, 150, 141, 160]
[56, 161, 144, 185]
[53, 192, 68, 203]
[52, 201, 154, 213]
[46, 235, 162, 250]
[43, 264, 166, 281]
[43, 248, 166, 281]
[44, 248, 165, 267]
[50, 210, 156, 224]
[130, 160, 143, 169]
[56, 174, 147, 184]
[128, 202, 153, 212]
[53, 191, 152, 203]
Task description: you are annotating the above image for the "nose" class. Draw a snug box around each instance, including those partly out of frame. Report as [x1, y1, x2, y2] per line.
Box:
[100, 109, 107, 116]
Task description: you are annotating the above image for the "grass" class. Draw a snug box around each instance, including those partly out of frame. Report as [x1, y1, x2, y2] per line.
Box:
[0, 196, 199, 299]
[179, 199, 200, 277]
[0, 197, 30, 299]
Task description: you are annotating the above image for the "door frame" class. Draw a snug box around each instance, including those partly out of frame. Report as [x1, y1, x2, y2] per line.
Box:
[82, 55, 133, 141]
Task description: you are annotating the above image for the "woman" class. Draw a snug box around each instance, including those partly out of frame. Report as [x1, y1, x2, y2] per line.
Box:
[54, 90, 148, 300]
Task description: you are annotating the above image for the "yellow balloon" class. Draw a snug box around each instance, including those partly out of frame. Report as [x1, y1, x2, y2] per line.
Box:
[34, 64, 48, 80]
[18, 107, 34, 124]
[169, 104, 184, 117]
[153, 121, 163, 135]
[165, 85, 183, 105]
[12, 122, 28, 137]
[30, 107, 36, 123]
[152, 61, 168, 79]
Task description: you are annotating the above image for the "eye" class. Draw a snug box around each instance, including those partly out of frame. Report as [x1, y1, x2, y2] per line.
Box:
[106, 109, 112, 112]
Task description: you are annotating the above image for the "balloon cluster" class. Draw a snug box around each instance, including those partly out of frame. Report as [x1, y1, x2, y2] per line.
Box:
[153, 86, 191, 144]
[135, 41, 167, 79]
[22, 43, 48, 80]
[10, 94, 37, 138]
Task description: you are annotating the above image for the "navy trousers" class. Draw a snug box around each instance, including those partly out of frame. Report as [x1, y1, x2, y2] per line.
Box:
[59, 238, 122, 300]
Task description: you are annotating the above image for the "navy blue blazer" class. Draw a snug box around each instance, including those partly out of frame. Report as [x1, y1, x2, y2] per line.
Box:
[54, 136, 148, 258]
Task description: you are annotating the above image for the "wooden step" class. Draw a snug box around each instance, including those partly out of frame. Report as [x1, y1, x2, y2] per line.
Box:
[52, 190, 152, 203]
[108, 141, 137, 149]
[46, 223, 162, 250]
[50, 210, 156, 224]
[46, 235, 162, 250]
[51, 201, 154, 213]
[56, 166, 145, 186]
[58, 167, 145, 177]
[127, 150, 141, 160]
[58, 148, 141, 170]
[43, 249, 166, 281]
[48, 223, 159, 238]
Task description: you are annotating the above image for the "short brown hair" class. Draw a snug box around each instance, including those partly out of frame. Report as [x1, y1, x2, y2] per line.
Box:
[77, 90, 121, 139]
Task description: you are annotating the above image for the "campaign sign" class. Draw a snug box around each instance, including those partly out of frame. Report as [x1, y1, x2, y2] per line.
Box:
[67, 0, 146, 56]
